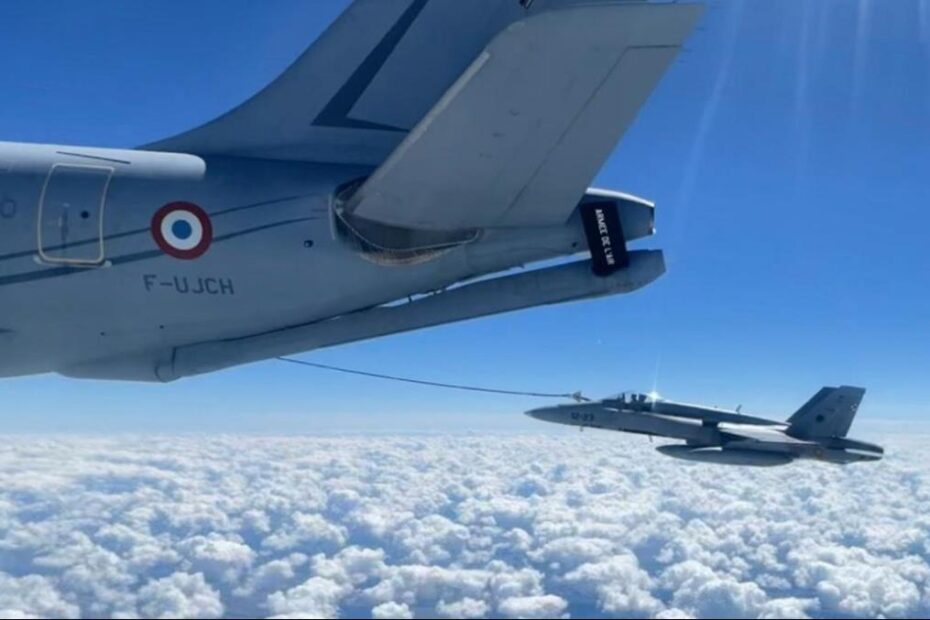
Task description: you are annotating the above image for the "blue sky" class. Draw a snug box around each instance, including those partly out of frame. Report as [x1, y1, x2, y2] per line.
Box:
[0, 0, 927, 433]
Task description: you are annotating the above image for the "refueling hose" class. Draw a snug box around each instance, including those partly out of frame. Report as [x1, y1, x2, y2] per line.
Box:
[277, 356, 588, 401]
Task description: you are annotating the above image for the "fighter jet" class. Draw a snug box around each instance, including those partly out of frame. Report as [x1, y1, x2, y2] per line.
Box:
[526, 387, 884, 466]
[0, 0, 703, 382]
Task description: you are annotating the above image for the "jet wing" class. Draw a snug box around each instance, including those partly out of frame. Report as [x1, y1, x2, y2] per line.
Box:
[719, 426, 806, 445]
[345, 2, 704, 230]
[146, 0, 528, 165]
[654, 408, 780, 428]
[633, 398, 781, 427]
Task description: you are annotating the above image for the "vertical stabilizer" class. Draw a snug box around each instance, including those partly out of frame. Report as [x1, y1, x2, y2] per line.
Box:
[787, 386, 866, 439]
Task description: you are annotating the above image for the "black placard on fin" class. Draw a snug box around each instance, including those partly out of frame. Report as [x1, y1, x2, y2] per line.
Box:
[581, 202, 629, 277]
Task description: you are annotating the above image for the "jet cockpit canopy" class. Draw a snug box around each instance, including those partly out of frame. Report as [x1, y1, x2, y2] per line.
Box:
[605, 391, 664, 409]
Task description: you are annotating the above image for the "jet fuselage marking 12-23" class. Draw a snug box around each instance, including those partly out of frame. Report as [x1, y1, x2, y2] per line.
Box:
[0, 0, 704, 382]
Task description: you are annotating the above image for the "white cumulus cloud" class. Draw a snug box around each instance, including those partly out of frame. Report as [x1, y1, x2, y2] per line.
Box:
[0, 433, 926, 618]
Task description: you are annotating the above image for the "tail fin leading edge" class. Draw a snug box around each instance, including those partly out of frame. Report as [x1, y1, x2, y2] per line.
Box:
[787, 386, 866, 439]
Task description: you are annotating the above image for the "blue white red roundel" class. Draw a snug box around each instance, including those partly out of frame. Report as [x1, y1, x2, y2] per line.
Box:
[151, 202, 213, 260]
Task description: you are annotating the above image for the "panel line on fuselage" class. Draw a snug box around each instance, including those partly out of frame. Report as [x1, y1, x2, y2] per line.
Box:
[0, 216, 317, 288]
[0, 194, 311, 264]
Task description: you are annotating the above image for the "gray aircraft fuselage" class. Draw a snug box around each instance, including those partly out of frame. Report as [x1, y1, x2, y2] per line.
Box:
[0, 142, 662, 381]
[1, 0, 705, 382]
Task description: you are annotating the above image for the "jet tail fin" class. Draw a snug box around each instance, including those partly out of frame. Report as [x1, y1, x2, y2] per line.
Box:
[786, 386, 865, 439]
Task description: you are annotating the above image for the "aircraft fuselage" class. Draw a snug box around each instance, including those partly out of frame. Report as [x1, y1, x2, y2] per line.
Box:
[0, 142, 661, 381]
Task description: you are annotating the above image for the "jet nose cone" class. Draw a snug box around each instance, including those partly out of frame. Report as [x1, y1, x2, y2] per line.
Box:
[525, 406, 561, 423]
[525, 408, 546, 420]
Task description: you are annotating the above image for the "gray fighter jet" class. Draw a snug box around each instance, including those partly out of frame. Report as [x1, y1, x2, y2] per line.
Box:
[526, 386, 884, 466]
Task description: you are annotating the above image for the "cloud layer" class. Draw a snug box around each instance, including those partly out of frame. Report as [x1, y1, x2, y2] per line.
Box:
[0, 433, 927, 618]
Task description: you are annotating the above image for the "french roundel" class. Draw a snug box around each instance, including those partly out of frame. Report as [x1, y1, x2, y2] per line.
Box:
[151, 202, 213, 260]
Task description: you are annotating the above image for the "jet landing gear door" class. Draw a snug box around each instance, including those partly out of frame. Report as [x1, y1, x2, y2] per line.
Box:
[580, 202, 629, 277]
[38, 164, 113, 266]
